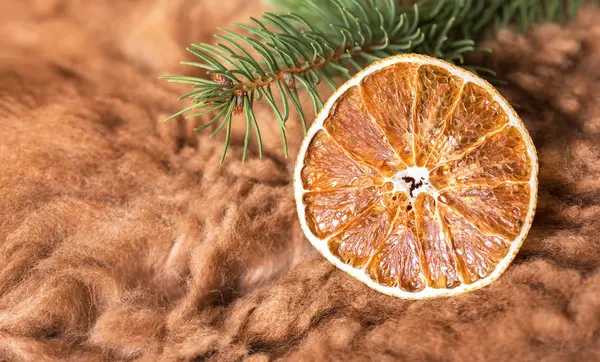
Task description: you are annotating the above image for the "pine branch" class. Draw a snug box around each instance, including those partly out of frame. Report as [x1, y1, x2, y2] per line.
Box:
[163, 0, 591, 162]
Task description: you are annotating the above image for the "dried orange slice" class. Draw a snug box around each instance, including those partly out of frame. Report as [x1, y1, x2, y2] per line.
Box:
[294, 54, 538, 299]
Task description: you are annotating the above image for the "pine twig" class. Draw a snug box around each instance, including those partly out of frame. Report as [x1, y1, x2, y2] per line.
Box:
[163, 0, 591, 163]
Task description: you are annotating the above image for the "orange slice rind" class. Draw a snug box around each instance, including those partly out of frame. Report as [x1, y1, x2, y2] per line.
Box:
[294, 54, 538, 299]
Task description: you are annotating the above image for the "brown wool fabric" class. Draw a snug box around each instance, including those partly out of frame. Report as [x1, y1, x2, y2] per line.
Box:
[1, 1, 600, 361]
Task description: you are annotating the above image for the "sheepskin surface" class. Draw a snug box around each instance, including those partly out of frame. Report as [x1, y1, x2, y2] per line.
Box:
[1, 1, 600, 361]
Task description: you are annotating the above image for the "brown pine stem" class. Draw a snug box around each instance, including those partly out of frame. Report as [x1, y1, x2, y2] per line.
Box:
[222, 40, 384, 97]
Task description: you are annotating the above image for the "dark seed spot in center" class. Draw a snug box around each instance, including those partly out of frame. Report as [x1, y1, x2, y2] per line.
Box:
[401, 176, 425, 197]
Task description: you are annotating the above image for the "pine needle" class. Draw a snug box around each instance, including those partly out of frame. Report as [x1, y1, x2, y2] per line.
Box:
[162, 0, 591, 162]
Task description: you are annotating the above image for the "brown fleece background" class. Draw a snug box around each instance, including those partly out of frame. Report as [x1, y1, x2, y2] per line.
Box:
[1, 1, 600, 361]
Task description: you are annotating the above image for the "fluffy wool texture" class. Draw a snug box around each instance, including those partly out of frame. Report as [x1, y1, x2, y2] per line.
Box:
[1, 1, 600, 361]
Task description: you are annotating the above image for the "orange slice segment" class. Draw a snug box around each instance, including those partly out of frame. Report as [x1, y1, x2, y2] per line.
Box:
[438, 183, 531, 239]
[367, 201, 426, 292]
[301, 130, 381, 190]
[303, 186, 384, 239]
[413, 65, 464, 167]
[360, 62, 420, 166]
[414, 193, 461, 289]
[328, 194, 398, 268]
[324, 87, 405, 175]
[425, 82, 510, 168]
[439, 205, 511, 284]
[295, 54, 538, 299]
[429, 126, 533, 189]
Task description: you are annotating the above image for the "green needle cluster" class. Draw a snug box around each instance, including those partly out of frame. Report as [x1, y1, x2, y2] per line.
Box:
[162, 0, 592, 163]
